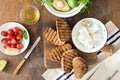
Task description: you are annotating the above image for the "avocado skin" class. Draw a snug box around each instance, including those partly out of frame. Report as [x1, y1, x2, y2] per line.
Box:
[67, 0, 78, 8]
[52, 0, 70, 12]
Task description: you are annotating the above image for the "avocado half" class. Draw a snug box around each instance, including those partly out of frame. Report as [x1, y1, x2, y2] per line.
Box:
[52, 0, 70, 11]
[0, 59, 7, 72]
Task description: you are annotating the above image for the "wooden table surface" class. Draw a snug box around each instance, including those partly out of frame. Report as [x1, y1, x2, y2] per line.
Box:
[0, 0, 120, 80]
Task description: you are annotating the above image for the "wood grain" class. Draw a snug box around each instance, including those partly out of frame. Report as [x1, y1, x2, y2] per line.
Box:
[13, 58, 26, 75]
[0, 0, 120, 80]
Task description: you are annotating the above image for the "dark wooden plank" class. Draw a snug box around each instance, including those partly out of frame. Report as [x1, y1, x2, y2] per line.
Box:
[44, 42, 61, 68]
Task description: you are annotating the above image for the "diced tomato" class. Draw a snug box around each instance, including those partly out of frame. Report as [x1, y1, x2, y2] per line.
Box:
[1, 38, 8, 44]
[16, 43, 23, 49]
[7, 40, 11, 44]
[8, 29, 14, 35]
[14, 32, 18, 36]
[6, 34, 13, 39]
[4, 44, 10, 49]
[12, 35, 16, 39]
[10, 38, 17, 44]
[13, 27, 20, 33]
[16, 40, 20, 44]
[16, 34, 23, 40]
[11, 44, 16, 48]
[1, 31, 8, 36]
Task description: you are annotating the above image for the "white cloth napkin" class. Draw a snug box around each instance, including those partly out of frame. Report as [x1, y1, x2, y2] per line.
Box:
[89, 49, 120, 80]
[42, 21, 120, 80]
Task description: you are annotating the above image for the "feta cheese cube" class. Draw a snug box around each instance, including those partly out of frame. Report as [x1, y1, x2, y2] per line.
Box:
[88, 24, 99, 34]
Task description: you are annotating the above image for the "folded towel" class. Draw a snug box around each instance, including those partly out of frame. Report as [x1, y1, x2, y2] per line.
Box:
[42, 21, 120, 80]
[89, 49, 120, 80]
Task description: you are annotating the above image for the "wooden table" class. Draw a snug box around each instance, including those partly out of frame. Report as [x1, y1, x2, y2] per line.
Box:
[0, 0, 120, 80]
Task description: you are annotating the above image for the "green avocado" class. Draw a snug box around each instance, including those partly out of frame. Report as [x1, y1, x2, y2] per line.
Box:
[52, 0, 70, 11]
[0, 59, 7, 72]
[67, 0, 78, 8]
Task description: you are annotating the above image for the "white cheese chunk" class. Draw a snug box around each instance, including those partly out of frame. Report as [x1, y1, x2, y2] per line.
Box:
[78, 34, 93, 49]
[78, 27, 93, 49]
[88, 24, 99, 34]
[92, 33, 102, 41]
[5, 48, 20, 55]
[78, 27, 92, 42]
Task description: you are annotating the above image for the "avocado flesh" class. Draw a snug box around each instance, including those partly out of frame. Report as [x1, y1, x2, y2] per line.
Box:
[52, 0, 70, 12]
[0, 60, 7, 72]
[67, 0, 78, 8]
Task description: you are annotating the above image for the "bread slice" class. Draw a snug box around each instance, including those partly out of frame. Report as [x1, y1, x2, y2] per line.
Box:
[73, 57, 87, 79]
[43, 26, 65, 45]
[56, 18, 71, 42]
[100, 45, 114, 56]
[46, 43, 72, 61]
[61, 49, 79, 73]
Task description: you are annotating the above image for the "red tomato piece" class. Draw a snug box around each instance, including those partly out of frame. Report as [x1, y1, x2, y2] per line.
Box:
[12, 35, 16, 39]
[16, 43, 23, 49]
[16, 40, 20, 44]
[8, 29, 14, 35]
[10, 38, 17, 44]
[14, 32, 18, 36]
[7, 40, 11, 44]
[13, 27, 20, 33]
[16, 34, 23, 40]
[11, 44, 16, 48]
[4, 44, 11, 49]
[1, 38, 8, 44]
[6, 34, 13, 39]
[1, 31, 8, 36]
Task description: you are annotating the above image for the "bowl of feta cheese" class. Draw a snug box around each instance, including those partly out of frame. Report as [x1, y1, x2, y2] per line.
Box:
[72, 18, 107, 53]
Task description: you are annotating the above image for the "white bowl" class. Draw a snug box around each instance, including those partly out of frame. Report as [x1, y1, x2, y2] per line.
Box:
[0, 22, 30, 55]
[44, 2, 84, 17]
[72, 18, 107, 53]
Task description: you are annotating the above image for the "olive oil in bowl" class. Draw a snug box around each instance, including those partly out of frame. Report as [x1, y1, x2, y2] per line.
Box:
[20, 5, 40, 25]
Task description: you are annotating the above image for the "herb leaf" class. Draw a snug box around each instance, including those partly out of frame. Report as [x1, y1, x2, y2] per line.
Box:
[19, 29, 28, 40]
[78, 0, 93, 14]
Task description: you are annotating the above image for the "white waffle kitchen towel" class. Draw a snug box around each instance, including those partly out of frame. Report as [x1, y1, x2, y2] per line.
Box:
[89, 49, 120, 80]
[42, 21, 120, 80]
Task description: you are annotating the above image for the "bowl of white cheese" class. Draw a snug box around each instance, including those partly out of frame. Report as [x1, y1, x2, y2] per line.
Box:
[72, 18, 107, 53]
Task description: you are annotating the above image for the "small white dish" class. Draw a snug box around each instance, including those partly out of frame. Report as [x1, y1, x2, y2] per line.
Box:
[44, 2, 84, 18]
[72, 18, 107, 53]
[0, 22, 30, 55]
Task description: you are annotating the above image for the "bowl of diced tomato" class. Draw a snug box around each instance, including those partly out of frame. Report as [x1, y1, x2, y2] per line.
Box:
[0, 22, 30, 55]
